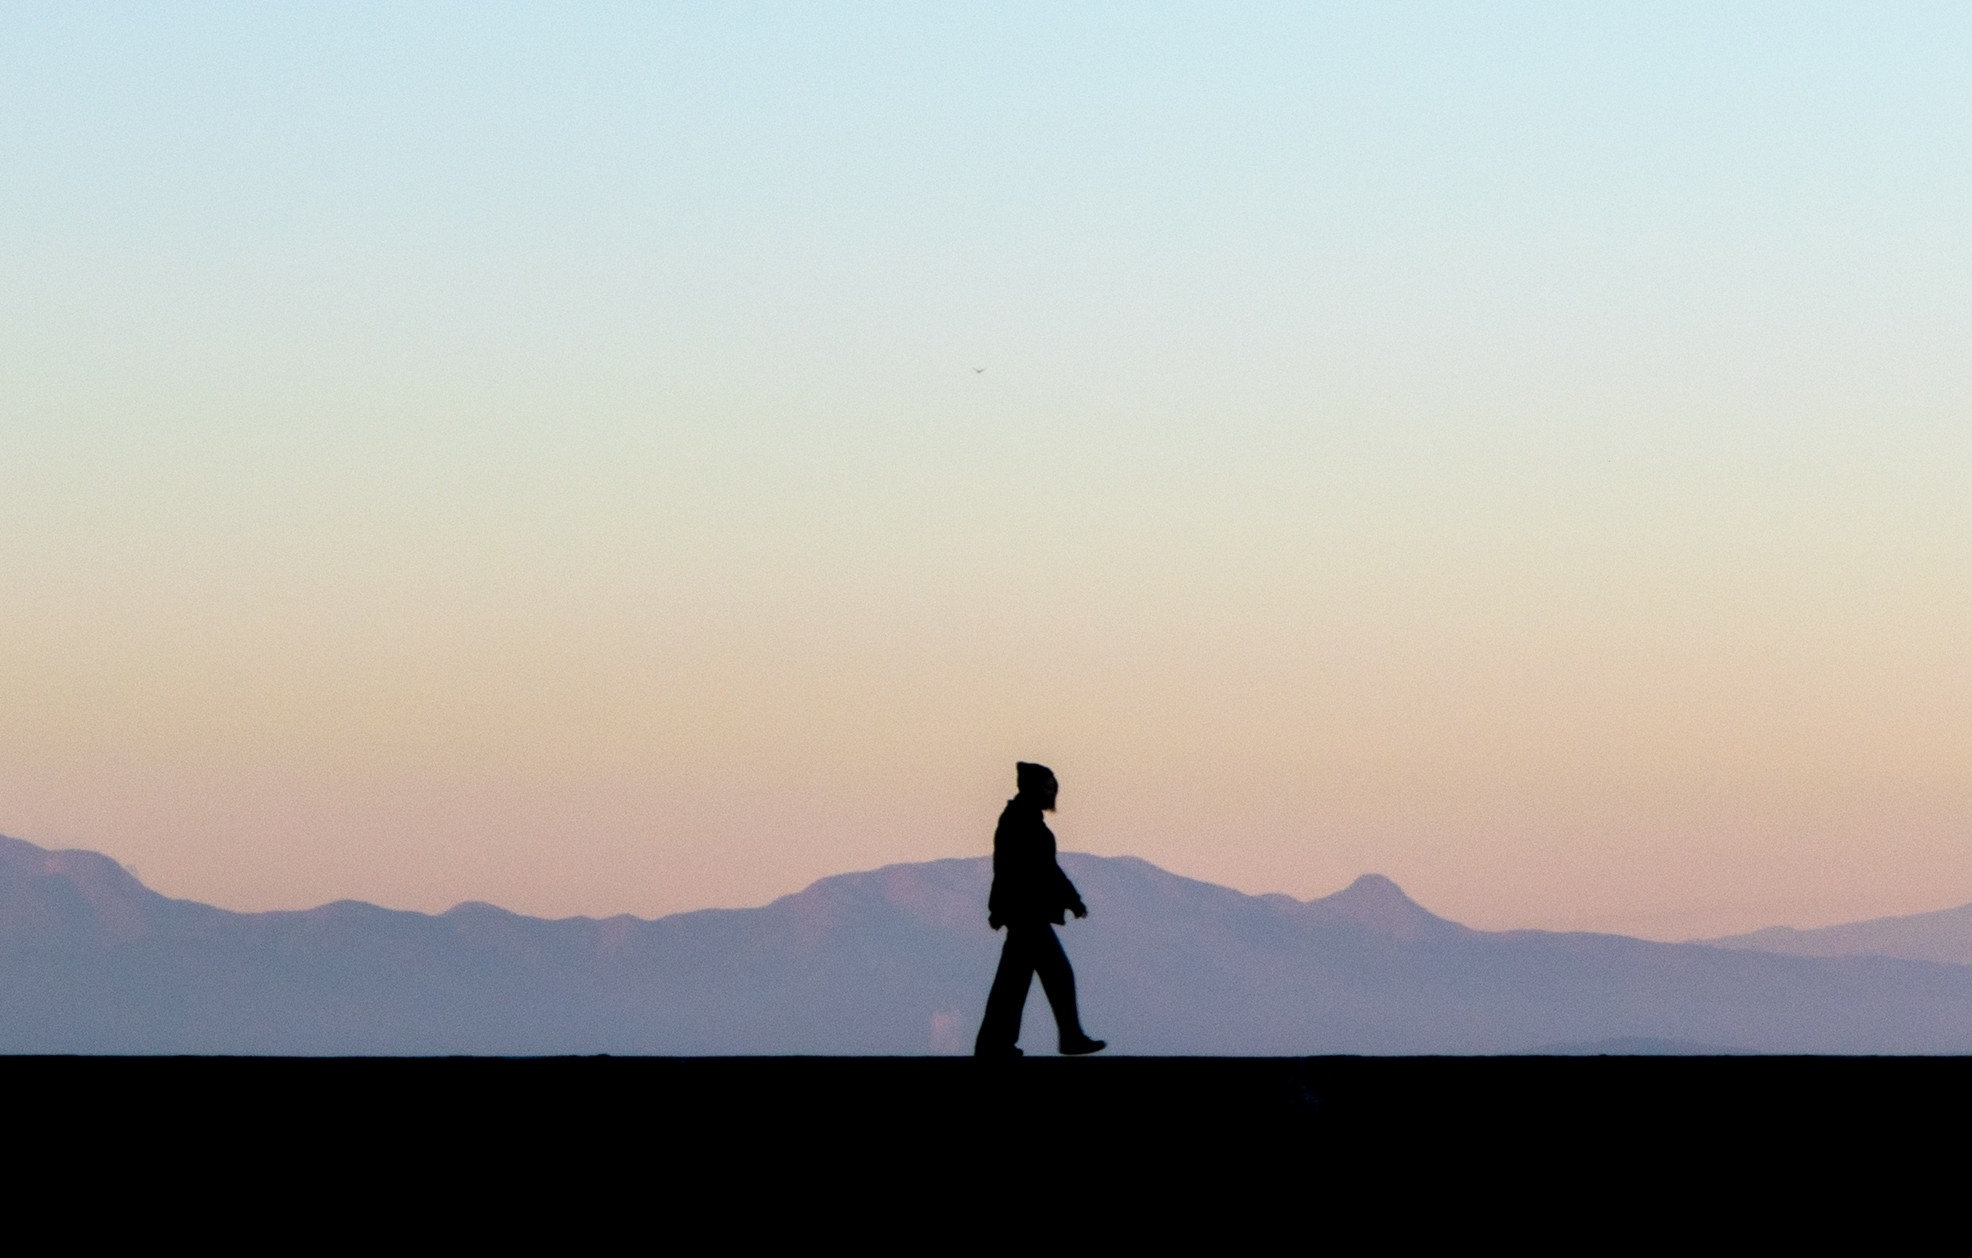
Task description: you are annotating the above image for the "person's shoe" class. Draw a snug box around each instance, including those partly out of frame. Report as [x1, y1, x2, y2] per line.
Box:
[1059, 1036, 1106, 1056]
[974, 1044, 1024, 1058]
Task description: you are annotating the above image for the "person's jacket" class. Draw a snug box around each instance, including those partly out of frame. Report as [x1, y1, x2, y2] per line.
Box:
[986, 797, 1085, 928]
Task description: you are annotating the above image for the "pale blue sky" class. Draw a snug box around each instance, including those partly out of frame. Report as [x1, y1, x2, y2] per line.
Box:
[4, 4, 1970, 935]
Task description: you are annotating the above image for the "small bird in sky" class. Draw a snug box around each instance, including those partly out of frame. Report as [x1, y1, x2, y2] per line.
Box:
[972, 367, 986, 374]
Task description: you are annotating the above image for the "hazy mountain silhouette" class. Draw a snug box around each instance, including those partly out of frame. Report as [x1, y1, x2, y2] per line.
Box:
[12, 832, 1972, 1054]
[1704, 900, 1972, 967]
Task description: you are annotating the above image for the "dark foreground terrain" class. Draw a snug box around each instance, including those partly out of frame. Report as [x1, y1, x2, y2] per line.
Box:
[14, 1054, 1969, 1230]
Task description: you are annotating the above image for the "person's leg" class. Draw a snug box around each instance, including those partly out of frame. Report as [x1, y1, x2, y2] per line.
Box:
[973, 929, 1037, 1055]
[1030, 925, 1097, 1050]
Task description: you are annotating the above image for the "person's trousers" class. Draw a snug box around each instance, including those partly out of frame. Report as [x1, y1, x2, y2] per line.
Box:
[974, 922, 1086, 1053]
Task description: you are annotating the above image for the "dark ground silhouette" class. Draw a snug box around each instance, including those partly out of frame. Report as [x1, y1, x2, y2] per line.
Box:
[8, 1056, 1959, 1226]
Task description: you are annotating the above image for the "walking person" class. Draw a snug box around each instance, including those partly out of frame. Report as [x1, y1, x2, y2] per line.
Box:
[973, 762, 1107, 1057]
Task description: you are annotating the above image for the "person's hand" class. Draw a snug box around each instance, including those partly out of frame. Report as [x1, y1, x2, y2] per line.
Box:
[1070, 901, 1088, 919]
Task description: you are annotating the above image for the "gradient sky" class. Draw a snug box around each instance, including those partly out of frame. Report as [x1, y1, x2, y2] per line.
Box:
[5, 3, 1970, 938]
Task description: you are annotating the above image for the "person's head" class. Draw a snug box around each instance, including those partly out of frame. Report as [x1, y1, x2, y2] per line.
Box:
[1016, 761, 1058, 811]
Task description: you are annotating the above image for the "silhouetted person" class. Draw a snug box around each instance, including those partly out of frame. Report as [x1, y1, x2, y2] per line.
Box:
[974, 762, 1106, 1058]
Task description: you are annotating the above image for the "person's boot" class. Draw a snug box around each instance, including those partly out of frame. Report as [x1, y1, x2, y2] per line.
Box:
[1059, 1035, 1106, 1055]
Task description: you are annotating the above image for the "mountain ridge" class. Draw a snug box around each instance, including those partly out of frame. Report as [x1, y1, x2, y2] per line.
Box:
[11, 831, 1972, 1055]
[1704, 899, 1972, 967]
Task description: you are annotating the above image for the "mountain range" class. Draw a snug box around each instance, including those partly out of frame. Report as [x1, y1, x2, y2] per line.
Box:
[1705, 903, 1972, 967]
[9, 831, 1972, 1054]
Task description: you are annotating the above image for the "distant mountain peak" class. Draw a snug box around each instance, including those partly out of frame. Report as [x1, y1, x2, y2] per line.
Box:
[444, 900, 520, 919]
[1299, 873, 1465, 940]
[1, 832, 164, 943]
[1337, 873, 1409, 902]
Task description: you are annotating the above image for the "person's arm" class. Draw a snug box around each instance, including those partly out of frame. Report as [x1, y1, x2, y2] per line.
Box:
[1056, 866, 1087, 919]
